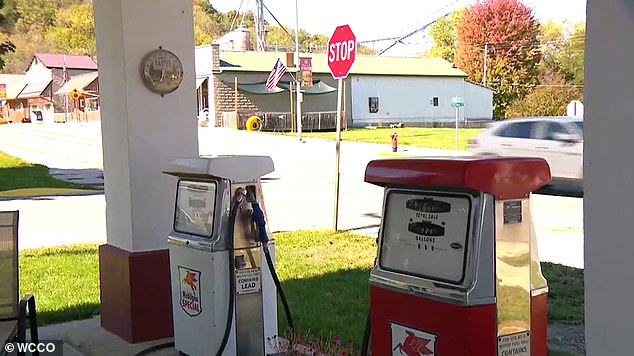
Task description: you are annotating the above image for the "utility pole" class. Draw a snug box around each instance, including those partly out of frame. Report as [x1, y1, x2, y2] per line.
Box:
[254, 0, 266, 51]
[294, 0, 303, 142]
[483, 43, 488, 86]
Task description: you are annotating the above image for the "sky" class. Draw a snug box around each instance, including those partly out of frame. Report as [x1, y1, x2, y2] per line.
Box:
[210, 0, 587, 55]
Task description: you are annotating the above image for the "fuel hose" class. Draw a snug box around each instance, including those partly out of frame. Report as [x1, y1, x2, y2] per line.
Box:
[360, 310, 371, 356]
[251, 200, 294, 333]
[215, 189, 245, 356]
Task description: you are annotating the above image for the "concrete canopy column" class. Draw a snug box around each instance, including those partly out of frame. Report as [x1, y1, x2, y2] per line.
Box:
[585, 0, 634, 354]
[93, 0, 198, 343]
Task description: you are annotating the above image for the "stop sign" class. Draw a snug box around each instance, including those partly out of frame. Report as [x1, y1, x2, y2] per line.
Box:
[327, 25, 356, 79]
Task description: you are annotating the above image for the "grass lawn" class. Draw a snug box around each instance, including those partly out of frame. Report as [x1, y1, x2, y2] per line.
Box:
[19, 231, 584, 349]
[272, 127, 484, 151]
[542, 263, 585, 324]
[0, 151, 87, 193]
[19, 244, 100, 325]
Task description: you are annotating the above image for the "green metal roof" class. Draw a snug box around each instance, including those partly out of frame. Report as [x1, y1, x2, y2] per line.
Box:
[219, 51, 467, 77]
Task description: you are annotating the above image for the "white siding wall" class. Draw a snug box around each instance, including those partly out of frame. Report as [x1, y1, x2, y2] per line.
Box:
[25, 60, 52, 84]
[195, 45, 213, 76]
[464, 81, 493, 120]
[350, 75, 493, 126]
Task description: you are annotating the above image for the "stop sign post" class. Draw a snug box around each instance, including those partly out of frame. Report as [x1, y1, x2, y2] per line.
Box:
[329, 24, 356, 232]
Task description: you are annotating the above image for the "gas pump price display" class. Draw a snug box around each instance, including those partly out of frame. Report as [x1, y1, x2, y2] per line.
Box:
[380, 190, 471, 284]
[174, 180, 217, 237]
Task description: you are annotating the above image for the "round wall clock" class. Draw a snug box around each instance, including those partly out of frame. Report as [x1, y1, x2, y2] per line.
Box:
[140, 48, 184, 95]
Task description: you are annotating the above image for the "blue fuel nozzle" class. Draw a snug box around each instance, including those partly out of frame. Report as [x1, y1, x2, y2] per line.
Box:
[251, 201, 269, 244]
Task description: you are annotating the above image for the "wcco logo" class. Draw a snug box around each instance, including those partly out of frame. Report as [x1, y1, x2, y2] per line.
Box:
[4, 340, 62, 355]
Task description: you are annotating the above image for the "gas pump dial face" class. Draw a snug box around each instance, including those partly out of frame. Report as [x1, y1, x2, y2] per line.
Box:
[174, 180, 217, 237]
[380, 190, 472, 284]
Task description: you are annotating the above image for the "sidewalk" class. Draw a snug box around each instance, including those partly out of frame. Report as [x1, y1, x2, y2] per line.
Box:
[38, 317, 175, 356]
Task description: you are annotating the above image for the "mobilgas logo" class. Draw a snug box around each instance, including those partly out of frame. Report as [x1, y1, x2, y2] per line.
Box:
[178, 266, 202, 317]
[390, 322, 437, 355]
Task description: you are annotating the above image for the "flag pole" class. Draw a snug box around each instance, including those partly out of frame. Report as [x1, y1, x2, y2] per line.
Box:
[63, 55, 68, 123]
[295, 0, 302, 142]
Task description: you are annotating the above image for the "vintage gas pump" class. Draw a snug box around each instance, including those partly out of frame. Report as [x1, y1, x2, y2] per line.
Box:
[365, 157, 551, 356]
[163, 155, 284, 356]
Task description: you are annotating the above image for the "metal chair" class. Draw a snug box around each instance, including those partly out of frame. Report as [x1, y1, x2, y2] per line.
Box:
[0, 211, 39, 356]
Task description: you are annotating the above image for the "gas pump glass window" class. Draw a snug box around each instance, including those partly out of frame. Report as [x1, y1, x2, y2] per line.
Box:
[380, 190, 472, 284]
[174, 180, 217, 237]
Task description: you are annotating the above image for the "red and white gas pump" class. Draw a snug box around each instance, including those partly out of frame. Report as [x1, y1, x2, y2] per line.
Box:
[365, 157, 551, 356]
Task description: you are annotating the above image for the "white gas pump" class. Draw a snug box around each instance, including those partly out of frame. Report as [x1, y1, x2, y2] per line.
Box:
[164, 155, 290, 356]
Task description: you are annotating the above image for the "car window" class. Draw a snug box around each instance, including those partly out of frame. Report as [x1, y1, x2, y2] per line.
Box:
[542, 122, 570, 140]
[495, 122, 537, 139]
[573, 121, 583, 133]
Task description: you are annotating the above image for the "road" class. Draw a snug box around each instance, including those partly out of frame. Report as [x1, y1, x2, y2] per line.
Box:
[0, 122, 584, 267]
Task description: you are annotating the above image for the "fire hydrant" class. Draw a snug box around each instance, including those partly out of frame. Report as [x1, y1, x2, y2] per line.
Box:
[391, 131, 398, 152]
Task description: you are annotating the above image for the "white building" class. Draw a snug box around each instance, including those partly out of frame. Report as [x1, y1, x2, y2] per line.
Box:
[195, 44, 494, 129]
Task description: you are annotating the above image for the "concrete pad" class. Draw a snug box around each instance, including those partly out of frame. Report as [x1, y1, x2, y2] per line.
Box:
[0, 194, 107, 250]
[38, 317, 177, 356]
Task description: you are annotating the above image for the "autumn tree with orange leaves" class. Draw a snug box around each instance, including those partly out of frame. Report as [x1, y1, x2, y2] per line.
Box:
[455, 0, 541, 118]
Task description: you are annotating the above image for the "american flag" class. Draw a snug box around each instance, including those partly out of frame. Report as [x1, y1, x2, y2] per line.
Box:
[265, 58, 287, 91]
[62, 54, 70, 83]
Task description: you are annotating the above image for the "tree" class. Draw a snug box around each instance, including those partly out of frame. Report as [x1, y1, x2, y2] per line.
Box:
[45, 3, 96, 56]
[265, 25, 294, 48]
[506, 72, 580, 117]
[556, 22, 585, 89]
[427, 9, 464, 63]
[264, 25, 331, 52]
[200, 0, 219, 16]
[538, 20, 565, 77]
[193, 0, 226, 45]
[0, 0, 16, 71]
[455, 0, 541, 118]
[12, 0, 56, 33]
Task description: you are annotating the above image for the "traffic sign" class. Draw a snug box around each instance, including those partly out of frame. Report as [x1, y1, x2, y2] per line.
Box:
[327, 25, 356, 79]
[566, 100, 584, 117]
[451, 97, 464, 107]
[69, 89, 82, 100]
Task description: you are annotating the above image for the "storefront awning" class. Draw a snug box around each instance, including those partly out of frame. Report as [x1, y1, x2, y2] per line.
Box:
[277, 80, 337, 95]
[232, 81, 285, 95]
[225, 80, 336, 95]
[18, 80, 52, 99]
[55, 72, 98, 95]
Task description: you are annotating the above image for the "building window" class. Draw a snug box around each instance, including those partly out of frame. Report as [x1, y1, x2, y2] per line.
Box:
[369, 97, 379, 113]
[432, 97, 439, 107]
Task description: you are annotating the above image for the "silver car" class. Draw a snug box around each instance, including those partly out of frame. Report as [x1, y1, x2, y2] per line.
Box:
[468, 116, 583, 186]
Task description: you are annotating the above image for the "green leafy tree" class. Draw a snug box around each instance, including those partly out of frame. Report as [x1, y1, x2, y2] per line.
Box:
[0, 0, 16, 71]
[427, 9, 464, 62]
[200, 0, 219, 16]
[455, 0, 541, 118]
[357, 45, 375, 55]
[265, 25, 294, 48]
[193, 0, 227, 45]
[538, 20, 565, 77]
[556, 22, 585, 89]
[506, 72, 580, 117]
[45, 3, 95, 56]
[264, 25, 331, 51]
[12, 0, 56, 33]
